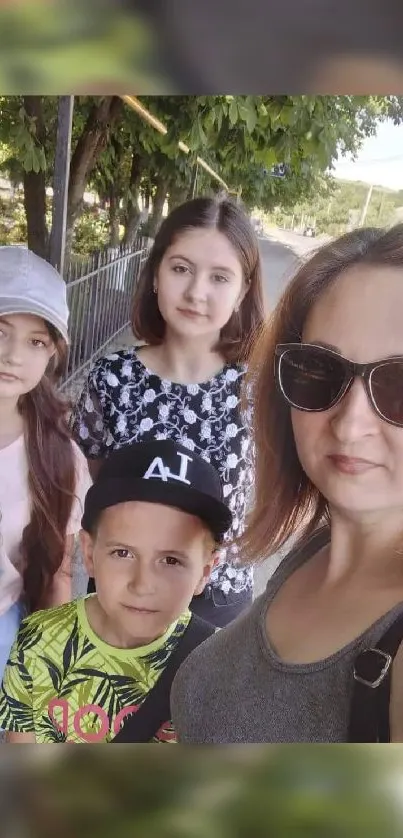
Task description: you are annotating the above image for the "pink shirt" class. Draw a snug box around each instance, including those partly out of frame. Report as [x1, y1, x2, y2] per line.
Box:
[0, 435, 92, 616]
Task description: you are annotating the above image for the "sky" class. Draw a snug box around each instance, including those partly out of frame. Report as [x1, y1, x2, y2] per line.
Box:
[332, 120, 403, 192]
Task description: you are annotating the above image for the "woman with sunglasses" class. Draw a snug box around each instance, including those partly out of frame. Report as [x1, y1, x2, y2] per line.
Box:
[171, 223, 403, 743]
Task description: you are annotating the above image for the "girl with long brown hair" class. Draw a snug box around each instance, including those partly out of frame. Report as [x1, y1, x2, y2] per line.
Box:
[172, 224, 403, 742]
[73, 196, 265, 627]
[0, 246, 91, 681]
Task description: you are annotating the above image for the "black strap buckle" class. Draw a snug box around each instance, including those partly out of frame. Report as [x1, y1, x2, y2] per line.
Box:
[353, 648, 392, 689]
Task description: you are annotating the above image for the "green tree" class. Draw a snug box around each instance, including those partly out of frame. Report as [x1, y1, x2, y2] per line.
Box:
[0, 95, 124, 257]
[2, 94, 403, 259]
[192, 96, 403, 214]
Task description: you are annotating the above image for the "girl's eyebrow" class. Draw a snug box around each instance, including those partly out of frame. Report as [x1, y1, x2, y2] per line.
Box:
[168, 254, 236, 275]
[0, 315, 49, 337]
[168, 254, 194, 265]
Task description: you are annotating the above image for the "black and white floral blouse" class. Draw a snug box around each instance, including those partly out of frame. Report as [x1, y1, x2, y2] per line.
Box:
[72, 348, 254, 594]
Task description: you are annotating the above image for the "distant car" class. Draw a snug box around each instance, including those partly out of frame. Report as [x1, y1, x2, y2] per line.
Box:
[303, 226, 316, 237]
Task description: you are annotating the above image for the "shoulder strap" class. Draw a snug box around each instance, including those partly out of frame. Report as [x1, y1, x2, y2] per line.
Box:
[349, 612, 403, 742]
[112, 614, 215, 743]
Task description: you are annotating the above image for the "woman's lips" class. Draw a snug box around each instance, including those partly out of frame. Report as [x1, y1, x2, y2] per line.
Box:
[328, 455, 378, 475]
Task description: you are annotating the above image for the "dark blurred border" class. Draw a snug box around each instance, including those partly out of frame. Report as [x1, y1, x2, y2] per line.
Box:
[0, 0, 402, 93]
[136, 0, 403, 93]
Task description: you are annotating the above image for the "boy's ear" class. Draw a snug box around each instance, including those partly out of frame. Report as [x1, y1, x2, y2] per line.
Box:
[80, 529, 95, 578]
[193, 546, 221, 597]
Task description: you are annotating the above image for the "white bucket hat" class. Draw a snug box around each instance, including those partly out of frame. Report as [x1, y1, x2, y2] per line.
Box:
[0, 246, 69, 343]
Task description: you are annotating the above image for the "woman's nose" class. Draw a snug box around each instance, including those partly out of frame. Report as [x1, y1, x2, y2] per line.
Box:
[330, 378, 380, 442]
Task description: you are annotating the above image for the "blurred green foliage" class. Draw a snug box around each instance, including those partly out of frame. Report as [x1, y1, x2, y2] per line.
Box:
[0, 193, 27, 244]
[72, 206, 109, 255]
[0, 0, 170, 93]
[6, 745, 403, 838]
[0, 190, 109, 254]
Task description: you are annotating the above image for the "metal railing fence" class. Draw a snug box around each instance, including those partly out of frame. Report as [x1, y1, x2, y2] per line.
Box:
[60, 236, 150, 392]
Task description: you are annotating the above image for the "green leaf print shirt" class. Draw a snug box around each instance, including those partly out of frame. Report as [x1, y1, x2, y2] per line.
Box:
[0, 597, 191, 743]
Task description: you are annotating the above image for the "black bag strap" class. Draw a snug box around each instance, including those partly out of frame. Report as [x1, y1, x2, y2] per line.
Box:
[112, 613, 215, 743]
[349, 612, 403, 742]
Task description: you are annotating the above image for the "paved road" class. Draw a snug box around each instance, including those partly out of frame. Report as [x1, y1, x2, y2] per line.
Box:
[253, 229, 324, 596]
[259, 232, 303, 306]
[259, 227, 328, 306]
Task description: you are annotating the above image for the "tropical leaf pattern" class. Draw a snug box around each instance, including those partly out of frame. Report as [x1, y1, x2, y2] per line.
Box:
[0, 598, 190, 743]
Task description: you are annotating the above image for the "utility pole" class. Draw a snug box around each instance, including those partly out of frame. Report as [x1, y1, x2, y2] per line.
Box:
[377, 190, 386, 224]
[49, 96, 74, 275]
[359, 183, 373, 227]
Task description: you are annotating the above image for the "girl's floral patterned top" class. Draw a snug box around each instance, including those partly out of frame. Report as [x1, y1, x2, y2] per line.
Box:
[72, 348, 254, 594]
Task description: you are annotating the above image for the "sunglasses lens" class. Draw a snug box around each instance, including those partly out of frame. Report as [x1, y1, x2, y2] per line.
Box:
[371, 362, 403, 426]
[279, 347, 347, 410]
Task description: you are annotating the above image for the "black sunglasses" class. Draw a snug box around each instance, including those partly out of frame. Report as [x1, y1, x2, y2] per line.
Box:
[275, 343, 403, 428]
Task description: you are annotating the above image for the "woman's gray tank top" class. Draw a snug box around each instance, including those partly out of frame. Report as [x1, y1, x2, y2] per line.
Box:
[171, 528, 403, 742]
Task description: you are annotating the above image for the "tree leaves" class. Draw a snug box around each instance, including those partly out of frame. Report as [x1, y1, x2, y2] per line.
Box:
[236, 97, 257, 133]
[23, 143, 46, 174]
[2, 93, 403, 255]
[229, 98, 238, 127]
[6, 103, 47, 174]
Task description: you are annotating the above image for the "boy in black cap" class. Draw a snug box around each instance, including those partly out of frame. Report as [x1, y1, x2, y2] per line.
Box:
[0, 440, 232, 744]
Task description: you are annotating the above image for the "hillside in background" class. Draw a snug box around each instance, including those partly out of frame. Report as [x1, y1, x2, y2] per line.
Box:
[265, 178, 403, 236]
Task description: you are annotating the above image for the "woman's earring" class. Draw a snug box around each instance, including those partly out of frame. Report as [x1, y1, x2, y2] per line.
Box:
[153, 286, 158, 295]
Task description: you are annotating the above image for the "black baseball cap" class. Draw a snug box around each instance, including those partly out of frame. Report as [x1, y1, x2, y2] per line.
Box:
[82, 439, 233, 543]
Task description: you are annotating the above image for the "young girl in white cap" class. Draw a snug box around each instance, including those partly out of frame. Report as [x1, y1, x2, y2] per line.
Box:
[0, 246, 91, 681]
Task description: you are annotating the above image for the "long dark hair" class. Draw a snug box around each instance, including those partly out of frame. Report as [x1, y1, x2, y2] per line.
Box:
[132, 196, 266, 363]
[240, 224, 403, 564]
[19, 325, 76, 613]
